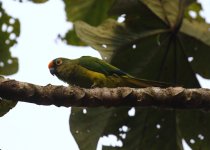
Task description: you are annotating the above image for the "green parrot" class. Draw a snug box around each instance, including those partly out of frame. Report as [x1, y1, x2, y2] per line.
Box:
[48, 56, 169, 88]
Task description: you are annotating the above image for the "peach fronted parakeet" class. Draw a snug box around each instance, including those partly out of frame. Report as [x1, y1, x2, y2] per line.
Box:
[48, 56, 169, 88]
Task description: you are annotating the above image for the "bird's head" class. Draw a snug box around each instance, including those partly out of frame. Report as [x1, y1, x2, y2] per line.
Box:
[48, 57, 83, 85]
[48, 58, 64, 76]
[48, 57, 77, 79]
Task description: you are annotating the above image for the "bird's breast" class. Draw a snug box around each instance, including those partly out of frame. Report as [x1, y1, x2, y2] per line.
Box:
[67, 65, 107, 88]
[56, 64, 129, 88]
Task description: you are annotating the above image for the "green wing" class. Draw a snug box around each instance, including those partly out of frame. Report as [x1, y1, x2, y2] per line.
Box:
[77, 56, 171, 87]
[78, 56, 127, 76]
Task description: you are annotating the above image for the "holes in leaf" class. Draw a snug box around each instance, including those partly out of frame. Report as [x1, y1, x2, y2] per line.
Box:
[122, 125, 128, 132]
[99, 134, 123, 148]
[128, 107, 135, 117]
[117, 14, 126, 23]
[156, 124, 161, 129]
[7, 26, 13, 33]
[132, 44, 136, 49]
[7, 59, 13, 64]
[9, 18, 15, 24]
[9, 33, 16, 40]
[2, 23, 7, 32]
[198, 134, 204, 140]
[119, 133, 126, 139]
[82, 108, 87, 114]
[102, 44, 107, 48]
[188, 57, 194, 62]
[75, 130, 79, 134]
[0, 62, 4, 67]
[182, 139, 191, 150]
[190, 139, 195, 144]
[189, 10, 197, 19]
[119, 125, 129, 133]
[5, 40, 10, 45]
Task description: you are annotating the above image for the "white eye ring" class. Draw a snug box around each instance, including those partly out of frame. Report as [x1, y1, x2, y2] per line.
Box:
[55, 59, 62, 66]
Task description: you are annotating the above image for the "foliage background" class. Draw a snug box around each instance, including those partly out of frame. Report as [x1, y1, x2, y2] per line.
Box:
[0, 0, 210, 150]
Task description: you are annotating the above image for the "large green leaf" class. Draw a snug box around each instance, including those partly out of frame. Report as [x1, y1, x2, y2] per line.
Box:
[103, 108, 183, 150]
[0, 2, 20, 75]
[74, 19, 199, 87]
[63, 0, 115, 46]
[180, 20, 210, 78]
[69, 0, 210, 150]
[64, 0, 114, 25]
[70, 107, 115, 150]
[0, 98, 17, 117]
[71, 107, 183, 150]
[177, 110, 210, 150]
[140, 0, 182, 27]
[0, 3, 20, 116]
[74, 3, 210, 83]
[185, 2, 204, 22]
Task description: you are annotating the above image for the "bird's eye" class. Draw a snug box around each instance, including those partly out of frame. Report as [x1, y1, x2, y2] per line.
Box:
[55, 59, 62, 66]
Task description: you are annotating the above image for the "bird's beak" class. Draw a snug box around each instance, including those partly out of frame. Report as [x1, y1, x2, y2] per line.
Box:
[48, 61, 55, 76]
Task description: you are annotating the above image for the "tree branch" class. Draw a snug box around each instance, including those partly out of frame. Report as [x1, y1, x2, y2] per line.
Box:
[0, 77, 210, 109]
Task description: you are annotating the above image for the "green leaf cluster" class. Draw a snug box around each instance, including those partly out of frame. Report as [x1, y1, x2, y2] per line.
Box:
[0, 2, 20, 117]
[65, 0, 210, 150]
[63, 0, 115, 46]
[0, 97, 17, 117]
[0, 2, 19, 75]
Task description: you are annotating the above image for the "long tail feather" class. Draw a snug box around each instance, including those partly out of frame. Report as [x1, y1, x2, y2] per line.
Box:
[124, 76, 171, 88]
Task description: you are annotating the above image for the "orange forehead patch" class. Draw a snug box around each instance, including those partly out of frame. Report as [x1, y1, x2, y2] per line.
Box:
[48, 61, 54, 69]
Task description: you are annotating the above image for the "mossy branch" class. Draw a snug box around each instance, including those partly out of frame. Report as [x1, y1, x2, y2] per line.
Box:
[0, 77, 210, 109]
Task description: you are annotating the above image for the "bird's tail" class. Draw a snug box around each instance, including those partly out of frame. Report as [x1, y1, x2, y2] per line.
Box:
[124, 76, 171, 88]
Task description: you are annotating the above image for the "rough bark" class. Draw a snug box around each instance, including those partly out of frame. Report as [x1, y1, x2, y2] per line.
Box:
[0, 76, 210, 109]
